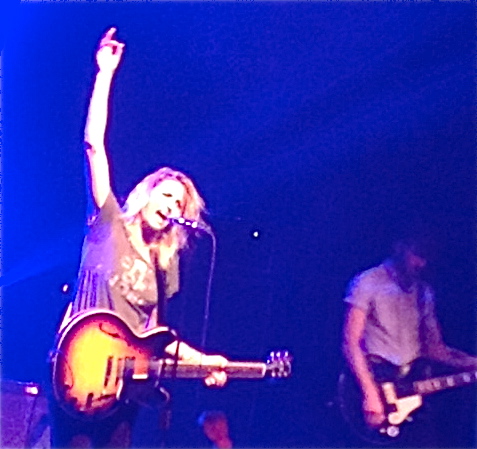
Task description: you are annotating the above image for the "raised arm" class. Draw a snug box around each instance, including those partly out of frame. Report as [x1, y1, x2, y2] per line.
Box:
[342, 305, 385, 427]
[84, 28, 125, 209]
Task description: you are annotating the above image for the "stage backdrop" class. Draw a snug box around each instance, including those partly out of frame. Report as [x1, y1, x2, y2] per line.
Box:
[2, 2, 475, 447]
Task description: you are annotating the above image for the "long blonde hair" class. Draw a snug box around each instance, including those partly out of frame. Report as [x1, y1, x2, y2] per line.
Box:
[122, 167, 207, 269]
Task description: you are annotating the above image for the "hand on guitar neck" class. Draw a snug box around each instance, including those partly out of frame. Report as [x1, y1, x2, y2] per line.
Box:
[201, 355, 228, 388]
[165, 341, 229, 387]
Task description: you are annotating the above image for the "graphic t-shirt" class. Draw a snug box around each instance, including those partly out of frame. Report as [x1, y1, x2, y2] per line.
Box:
[70, 192, 179, 333]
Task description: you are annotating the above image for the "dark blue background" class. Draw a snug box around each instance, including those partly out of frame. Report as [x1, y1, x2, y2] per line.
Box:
[2, 2, 475, 447]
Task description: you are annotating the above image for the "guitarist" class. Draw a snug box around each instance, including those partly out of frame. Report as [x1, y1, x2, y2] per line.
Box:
[342, 237, 477, 447]
[50, 28, 228, 448]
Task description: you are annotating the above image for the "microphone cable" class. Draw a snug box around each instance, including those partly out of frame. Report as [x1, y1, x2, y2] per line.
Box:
[199, 225, 217, 354]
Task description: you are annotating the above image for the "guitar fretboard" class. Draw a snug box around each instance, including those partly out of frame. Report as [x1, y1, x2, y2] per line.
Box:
[150, 360, 269, 379]
[413, 370, 477, 395]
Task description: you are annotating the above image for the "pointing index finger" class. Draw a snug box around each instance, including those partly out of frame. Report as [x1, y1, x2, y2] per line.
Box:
[100, 27, 117, 45]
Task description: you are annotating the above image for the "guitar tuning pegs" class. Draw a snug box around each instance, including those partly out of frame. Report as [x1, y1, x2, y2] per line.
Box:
[265, 350, 293, 379]
[267, 350, 292, 359]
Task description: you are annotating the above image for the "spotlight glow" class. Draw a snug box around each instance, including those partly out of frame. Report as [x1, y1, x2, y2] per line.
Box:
[25, 385, 39, 395]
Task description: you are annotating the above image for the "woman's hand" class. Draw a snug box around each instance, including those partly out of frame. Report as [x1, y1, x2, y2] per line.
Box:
[96, 27, 125, 73]
[199, 355, 228, 388]
[164, 341, 229, 387]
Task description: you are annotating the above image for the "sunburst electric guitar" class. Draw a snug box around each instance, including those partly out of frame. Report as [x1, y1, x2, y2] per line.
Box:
[50, 309, 292, 421]
[338, 356, 477, 445]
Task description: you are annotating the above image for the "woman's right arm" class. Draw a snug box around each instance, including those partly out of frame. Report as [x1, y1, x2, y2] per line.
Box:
[84, 27, 125, 209]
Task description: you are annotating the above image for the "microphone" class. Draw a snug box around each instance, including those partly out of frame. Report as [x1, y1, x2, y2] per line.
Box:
[169, 217, 212, 234]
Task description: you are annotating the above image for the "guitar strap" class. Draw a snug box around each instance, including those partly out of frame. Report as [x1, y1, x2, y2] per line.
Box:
[153, 254, 167, 327]
[416, 281, 433, 379]
[152, 254, 182, 383]
[57, 301, 73, 333]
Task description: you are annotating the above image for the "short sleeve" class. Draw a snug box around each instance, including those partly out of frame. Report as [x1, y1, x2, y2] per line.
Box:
[87, 191, 122, 228]
[344, 271, 375, 312]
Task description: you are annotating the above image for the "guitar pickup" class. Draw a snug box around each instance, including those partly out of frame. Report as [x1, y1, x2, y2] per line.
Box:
[123, 357, 136, 380]
[104, 356, 113, 387]
[116, 358, 123, 385]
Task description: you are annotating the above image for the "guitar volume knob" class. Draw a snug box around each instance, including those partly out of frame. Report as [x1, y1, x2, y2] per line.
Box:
[386, 425, 400, 438]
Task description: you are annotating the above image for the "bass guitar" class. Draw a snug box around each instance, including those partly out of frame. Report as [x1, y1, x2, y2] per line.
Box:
[50, 309, 292, 420]
[338, 356, 477, 445]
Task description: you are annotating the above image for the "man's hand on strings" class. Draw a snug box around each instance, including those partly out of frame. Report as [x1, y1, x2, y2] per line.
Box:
[96, 27, 125, 73]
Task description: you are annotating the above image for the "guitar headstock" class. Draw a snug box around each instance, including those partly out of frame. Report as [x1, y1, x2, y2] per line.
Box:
[266, 350, 293, 378]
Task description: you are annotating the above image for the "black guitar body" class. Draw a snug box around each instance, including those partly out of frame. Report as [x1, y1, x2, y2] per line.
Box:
[338, 357, 433, 446]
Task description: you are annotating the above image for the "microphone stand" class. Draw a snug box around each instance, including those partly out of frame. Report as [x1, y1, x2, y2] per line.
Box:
[167, 218, 218, 440]
[158, 398, 172, 448]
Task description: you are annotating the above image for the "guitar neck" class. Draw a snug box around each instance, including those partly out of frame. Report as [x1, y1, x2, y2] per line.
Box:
[413, 370, 477, 395]
[150, 359, 268, 379]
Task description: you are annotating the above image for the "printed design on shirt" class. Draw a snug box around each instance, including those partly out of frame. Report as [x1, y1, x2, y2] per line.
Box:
[108, 256, 155, 306]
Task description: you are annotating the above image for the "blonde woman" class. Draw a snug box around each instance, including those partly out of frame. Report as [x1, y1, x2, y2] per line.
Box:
[51, 28, 227, 448]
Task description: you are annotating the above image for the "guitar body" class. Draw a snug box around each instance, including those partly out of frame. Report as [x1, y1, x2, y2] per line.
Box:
[339, 357, 477, 445]
[51, 309, 292, 421]
[50, 309, 176, 421]
[338, 357, 430, 445]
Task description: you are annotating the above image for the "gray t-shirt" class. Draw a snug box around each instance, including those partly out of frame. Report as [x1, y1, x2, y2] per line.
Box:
[70, 192, 179, 333]
[344, 262, 436, 366]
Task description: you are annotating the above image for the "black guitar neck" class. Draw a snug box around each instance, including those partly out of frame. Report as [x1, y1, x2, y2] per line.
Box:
[412, 370, 477, 396]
